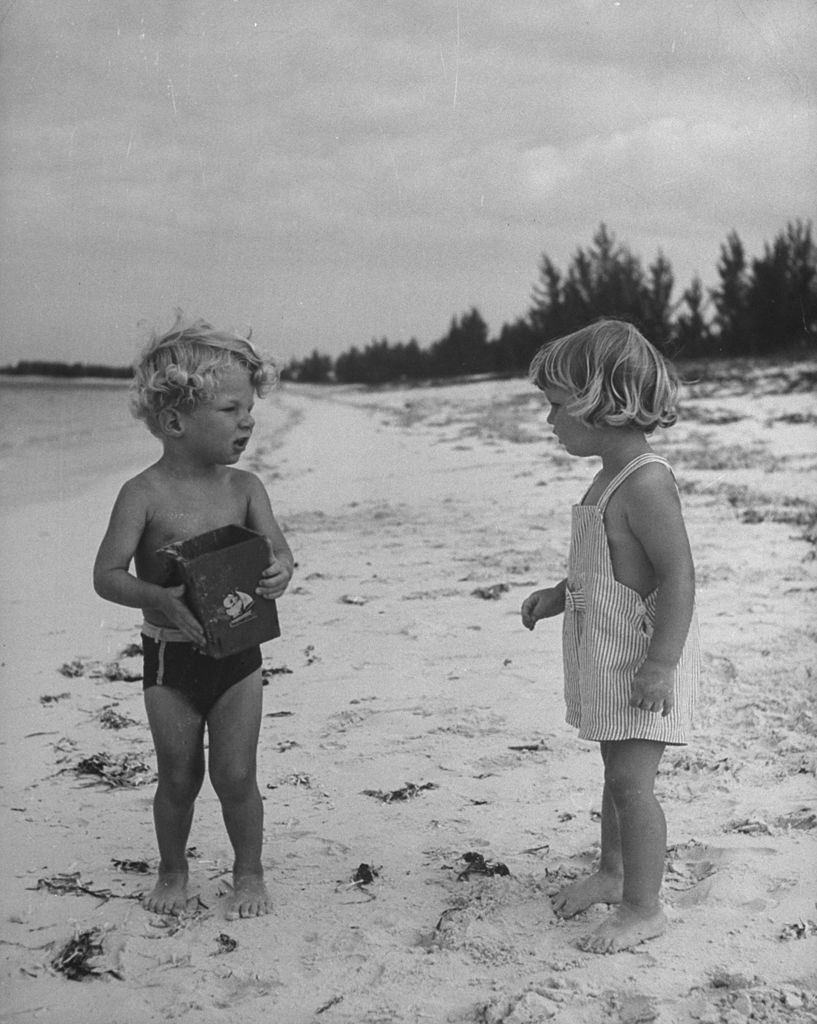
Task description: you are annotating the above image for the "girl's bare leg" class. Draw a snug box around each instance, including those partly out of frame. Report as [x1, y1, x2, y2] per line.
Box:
[143, 687, 206, 914]
[579, 739, 667, 953]
[552, 768, 624, 918]
[207, 669, 271, 919]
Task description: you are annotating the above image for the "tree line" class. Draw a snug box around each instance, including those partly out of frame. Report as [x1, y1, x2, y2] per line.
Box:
[284, 219, 817, 384]
[2, 219, 813, 384]
[0, 360, 133, 379]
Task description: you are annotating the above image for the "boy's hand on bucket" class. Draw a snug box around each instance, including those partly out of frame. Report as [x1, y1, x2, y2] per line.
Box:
[159, 584, 206, 648]
[257, 558, 292, 600]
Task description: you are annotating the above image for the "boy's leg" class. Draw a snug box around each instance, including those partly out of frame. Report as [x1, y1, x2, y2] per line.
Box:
[579, 738, 667, 953]
[206, 668, 271, 919]
[143, 686, 207, 914]
[552, 746, 624, 918]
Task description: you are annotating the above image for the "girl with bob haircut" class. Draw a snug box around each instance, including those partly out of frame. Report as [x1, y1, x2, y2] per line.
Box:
[522, 318, 700, 954]
[528, 318, 679, 433]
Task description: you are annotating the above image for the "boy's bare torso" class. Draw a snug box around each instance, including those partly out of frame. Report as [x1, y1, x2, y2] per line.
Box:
[131, 462, 255, 625]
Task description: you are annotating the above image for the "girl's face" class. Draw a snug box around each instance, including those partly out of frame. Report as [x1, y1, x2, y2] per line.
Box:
[544, 387, 600, 457]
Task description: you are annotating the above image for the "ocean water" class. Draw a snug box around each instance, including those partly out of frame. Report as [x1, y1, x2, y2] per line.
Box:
[0, 377, 292, 513]
[0, 378, 159, 512]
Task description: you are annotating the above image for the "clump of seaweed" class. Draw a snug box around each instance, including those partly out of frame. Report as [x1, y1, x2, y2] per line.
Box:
[33, 872, 115, 901]
[73, 752, 154, 788]
[57, 656, 142, 681]
[214, 932, 238, 954]
[97, 661, 142, 682]
[352, 863, 379, 885]
[112, 858, 150, 873]
[363, 781, 438, 802]
[50, 927, 122, 981]
[97, 706, 138, 729]
[59, 658, 89, 678]
[778, 919, 817, 941]
[261, 665, 293, 682]
[471, 583, 510, 600]
[457, 852, 510, 881]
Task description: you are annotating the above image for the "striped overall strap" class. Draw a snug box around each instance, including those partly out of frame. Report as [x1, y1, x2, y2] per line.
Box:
[596, 454, 672, 513]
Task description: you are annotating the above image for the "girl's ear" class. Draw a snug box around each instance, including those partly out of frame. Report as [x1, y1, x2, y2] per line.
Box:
[157, 408, 185, 437]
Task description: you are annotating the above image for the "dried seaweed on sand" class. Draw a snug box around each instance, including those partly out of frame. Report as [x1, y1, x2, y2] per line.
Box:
[214, 932, 238, 954]
[50, 927, 122, 981]
[471, 583, 509, 599]
[32, 872, 115, 901]
[40, 692, 71, 705]
[111, 858, 150, 873]
[72, 751, 154, 787]
[352, 863, 379, 885]
[261, 665, 293, 682]
[95, 660, 142, 681]
[96, 706, 138, 729]
[457, 851, 510, 881]
[362, 781, 438, 802]
[58, 656, 142, 681]
[59, 658, 88, 678]
[778, 919, 817, 941]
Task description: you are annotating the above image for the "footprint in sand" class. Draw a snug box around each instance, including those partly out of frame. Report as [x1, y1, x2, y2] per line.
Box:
[429, 875, 556, 966]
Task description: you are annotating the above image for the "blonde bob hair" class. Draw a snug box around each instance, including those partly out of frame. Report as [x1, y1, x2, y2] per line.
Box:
[130, 312, 277, 434]
[529, 319, 679, 433]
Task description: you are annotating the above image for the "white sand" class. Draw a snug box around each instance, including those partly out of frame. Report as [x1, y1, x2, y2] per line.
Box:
[1, 366, 816, 1023]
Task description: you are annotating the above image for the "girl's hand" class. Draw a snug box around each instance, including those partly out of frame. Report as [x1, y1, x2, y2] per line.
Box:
[630, 659, 675, 716]
[256, 558, 292, 600]
[158, 584, 206, 648]
[521, 587, 565, 630]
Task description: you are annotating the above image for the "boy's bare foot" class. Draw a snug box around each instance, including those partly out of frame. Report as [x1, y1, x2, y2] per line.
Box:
[226, 872, 272, 920]
[143, 870, 189, 915]
[552, 871, 623, 918]
[578, 904, 667, 954]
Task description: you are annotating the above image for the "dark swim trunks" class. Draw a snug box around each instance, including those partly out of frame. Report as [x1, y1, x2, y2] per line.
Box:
[141, 622, 262, 717]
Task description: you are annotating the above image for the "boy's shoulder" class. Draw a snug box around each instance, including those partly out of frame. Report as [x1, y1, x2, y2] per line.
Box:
[118, 462, 167, 496]
[225, 465, 266, 492]
[114, 462, 193, 512]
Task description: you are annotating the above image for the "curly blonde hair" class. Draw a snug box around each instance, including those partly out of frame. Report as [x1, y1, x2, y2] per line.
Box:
[529, 319, 679, 433]
[130, 312, 277, 434]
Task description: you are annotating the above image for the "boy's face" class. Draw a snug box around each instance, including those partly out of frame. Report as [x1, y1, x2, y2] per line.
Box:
[177, 363, 256, 465]
[544, 387, 599, 457]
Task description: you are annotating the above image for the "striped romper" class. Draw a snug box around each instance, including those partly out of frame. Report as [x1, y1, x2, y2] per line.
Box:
[562, 453, 700, 744]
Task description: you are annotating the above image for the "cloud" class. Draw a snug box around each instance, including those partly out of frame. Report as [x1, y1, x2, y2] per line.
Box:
[0, 0, 814, 361]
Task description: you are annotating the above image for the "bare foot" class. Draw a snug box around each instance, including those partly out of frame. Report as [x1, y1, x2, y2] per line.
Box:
[578, 904, 667, 954]
[226, 872, 272, 920]
[552, 871, 623, 918]
[143, 870, 189, 915]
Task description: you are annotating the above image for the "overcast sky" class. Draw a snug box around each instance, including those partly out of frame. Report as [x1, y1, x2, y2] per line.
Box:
[1, 1, 814, 366]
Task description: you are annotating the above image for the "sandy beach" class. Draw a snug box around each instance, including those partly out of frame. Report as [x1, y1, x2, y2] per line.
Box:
[1, 364, 816, 1024]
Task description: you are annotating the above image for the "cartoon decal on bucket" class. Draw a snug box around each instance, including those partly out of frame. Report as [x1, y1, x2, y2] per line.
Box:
[223, 589, 256, 626]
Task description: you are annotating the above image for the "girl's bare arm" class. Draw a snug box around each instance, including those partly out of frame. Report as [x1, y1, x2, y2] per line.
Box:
[624, 469, 695, 713]
[521, 579, 567, 630]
